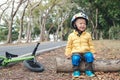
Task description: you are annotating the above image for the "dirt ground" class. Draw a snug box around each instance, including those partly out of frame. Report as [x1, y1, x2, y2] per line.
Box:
[0, 40, 120, 80]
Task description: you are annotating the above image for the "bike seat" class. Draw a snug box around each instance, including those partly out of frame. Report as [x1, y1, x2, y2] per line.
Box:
[6, 52, 18, 59]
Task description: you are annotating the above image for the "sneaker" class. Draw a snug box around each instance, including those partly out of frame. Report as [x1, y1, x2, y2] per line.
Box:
[72, 71, 80, 77]
[85, 70, 95, 77]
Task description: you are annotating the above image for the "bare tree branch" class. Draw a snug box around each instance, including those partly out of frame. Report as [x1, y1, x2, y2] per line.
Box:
[12, 0, 23, 17]
[0, 0, 11, 22]
[0, 0, 8, 7]
[30, 0, 42, 11]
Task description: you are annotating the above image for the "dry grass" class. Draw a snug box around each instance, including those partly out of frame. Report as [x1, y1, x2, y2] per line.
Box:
[0, 40, 120, 80]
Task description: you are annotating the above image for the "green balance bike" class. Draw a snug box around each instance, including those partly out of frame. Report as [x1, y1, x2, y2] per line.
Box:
[0, 43, 44, 72]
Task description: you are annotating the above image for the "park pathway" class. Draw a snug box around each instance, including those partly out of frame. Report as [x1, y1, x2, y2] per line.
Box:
[0, 41, 66, 56]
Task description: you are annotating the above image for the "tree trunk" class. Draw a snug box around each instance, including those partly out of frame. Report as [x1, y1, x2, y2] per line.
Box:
[7, 0, 23, 43]
[18, 1, 28, 43]
[40, 17, 46, 42]
[55, 57, 120, 72]
[26, 17, 31, 43]
[7, 20, 13, 43]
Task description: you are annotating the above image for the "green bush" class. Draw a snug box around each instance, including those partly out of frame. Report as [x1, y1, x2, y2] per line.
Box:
[109, 25, 120, 40]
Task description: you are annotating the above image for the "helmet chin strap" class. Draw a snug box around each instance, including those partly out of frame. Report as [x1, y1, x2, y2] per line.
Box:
[74, 25, 85, 37]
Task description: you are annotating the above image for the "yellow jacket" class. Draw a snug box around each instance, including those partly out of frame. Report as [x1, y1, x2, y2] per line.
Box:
[65, 30, 96, 57]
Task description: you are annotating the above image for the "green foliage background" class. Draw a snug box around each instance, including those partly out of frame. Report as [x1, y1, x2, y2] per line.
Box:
[0, 0, 120, 42]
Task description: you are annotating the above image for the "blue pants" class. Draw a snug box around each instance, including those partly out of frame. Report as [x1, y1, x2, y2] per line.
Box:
[72, 52, 94, 71]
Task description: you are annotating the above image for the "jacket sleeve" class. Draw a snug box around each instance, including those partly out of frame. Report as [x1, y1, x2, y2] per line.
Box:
[65, 35, 73, 57]
[88, 35, 96, 54]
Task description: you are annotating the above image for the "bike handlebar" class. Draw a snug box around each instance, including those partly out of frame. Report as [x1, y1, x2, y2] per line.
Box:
[32, 43, 40, 56]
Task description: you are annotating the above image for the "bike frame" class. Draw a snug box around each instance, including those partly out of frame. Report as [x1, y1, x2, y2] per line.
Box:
[0, 43, 40, 67]
[0, 55, 34, 66]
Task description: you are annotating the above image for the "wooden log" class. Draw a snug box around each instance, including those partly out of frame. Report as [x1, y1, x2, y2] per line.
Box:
[55, 57, 120, 72]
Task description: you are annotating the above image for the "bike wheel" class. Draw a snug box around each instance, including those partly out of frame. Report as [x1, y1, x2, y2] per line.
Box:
[23, 59, 44, 72]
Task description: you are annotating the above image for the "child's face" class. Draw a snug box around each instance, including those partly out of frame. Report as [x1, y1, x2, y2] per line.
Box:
[75, 18, 86, 31]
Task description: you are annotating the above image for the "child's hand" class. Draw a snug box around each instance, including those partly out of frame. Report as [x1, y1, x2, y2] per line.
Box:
[94, 53, 101, 59]
[94, 54, 96, 58]
[93, 52, 97, 57]
[66, 56, 71, 59]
